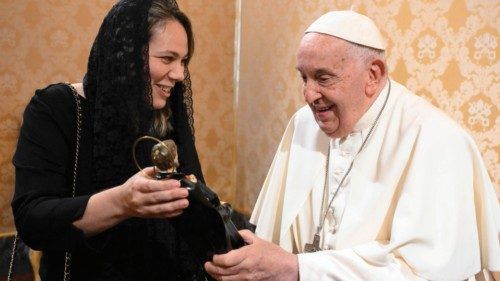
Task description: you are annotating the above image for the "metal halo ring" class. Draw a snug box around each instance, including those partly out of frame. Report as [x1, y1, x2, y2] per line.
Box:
[132, 135, 171, 179]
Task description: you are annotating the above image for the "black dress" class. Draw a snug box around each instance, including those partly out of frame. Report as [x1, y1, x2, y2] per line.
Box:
[12, 83, 208, 281]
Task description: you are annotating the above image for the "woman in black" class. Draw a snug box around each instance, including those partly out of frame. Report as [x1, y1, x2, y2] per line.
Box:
[12, 0, 211, 280]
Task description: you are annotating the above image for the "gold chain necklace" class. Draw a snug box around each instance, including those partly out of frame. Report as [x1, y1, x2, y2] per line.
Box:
[304, 80, 391, 252]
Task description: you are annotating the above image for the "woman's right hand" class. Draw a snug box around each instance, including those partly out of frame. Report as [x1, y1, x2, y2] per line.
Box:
[74, 167, 189, 236]
[118, 167, 190, 219]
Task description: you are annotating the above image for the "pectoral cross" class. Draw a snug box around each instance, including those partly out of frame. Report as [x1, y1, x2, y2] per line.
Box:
[304, 233, 321, 253]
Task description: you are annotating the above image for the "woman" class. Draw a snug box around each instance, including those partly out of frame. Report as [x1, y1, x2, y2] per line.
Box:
[12, 0, 211, 280]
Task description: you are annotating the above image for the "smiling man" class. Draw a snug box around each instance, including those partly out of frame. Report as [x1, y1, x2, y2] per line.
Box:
[204, 10, 500, 281]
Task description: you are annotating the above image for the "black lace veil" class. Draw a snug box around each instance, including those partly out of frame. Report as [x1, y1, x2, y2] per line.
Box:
[83, 0, 202, 189]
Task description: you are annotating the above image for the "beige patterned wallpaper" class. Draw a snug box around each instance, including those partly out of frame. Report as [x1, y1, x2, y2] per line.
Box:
[0, 0, 498, 232]
[0, 0, 235, 233]
[179, 0, 236, 204]
[234, 0, 499, 214]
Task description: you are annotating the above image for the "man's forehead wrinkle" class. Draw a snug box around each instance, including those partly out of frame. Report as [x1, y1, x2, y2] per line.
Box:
[298, 38, 348, 74]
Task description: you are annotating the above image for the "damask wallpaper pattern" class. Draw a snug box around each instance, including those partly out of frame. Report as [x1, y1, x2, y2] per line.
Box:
[0, 0, 498, 232]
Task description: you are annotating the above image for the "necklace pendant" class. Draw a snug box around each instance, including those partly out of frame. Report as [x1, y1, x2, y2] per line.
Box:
[304, 233, 321, 253]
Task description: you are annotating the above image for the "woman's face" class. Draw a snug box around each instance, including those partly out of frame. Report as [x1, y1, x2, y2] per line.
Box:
[148, 20, 189, 109]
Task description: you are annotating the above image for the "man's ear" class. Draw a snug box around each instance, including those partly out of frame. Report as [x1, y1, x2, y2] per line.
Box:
[365, 59, 385, 97]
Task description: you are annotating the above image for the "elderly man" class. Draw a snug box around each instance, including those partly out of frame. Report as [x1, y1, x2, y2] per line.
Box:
[205, 11, 500, 280]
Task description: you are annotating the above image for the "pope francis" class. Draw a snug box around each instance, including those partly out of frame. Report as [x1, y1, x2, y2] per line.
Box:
[204, 10, 500, 281]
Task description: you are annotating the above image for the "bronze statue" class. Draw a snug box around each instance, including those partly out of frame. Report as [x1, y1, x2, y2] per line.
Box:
[151, 139, 179, 172]
[132, 135, 246, 262]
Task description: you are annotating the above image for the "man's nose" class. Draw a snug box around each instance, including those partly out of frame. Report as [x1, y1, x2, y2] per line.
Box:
[303, 82, 321, 104]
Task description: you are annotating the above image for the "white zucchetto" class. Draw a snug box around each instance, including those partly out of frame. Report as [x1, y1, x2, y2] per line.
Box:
[305, 10, 386, 50]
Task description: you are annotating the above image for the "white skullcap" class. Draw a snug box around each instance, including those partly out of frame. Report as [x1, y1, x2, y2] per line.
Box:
[305, 10, 386, 50]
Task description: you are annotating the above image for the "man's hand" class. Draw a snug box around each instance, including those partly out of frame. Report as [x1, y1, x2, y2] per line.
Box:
[204, 230, 298, 281]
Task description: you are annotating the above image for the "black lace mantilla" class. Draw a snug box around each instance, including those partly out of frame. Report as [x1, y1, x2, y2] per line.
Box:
[83, 0, 196, 189]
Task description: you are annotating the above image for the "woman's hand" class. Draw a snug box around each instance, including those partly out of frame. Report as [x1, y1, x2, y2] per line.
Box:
[74, 167, 189, 236]
[119, 167, 189, 218]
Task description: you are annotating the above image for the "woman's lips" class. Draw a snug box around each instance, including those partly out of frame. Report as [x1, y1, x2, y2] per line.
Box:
[158, 85, 172, 97]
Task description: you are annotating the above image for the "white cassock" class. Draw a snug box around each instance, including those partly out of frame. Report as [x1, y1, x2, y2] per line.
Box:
[250, 79, 500, 280]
